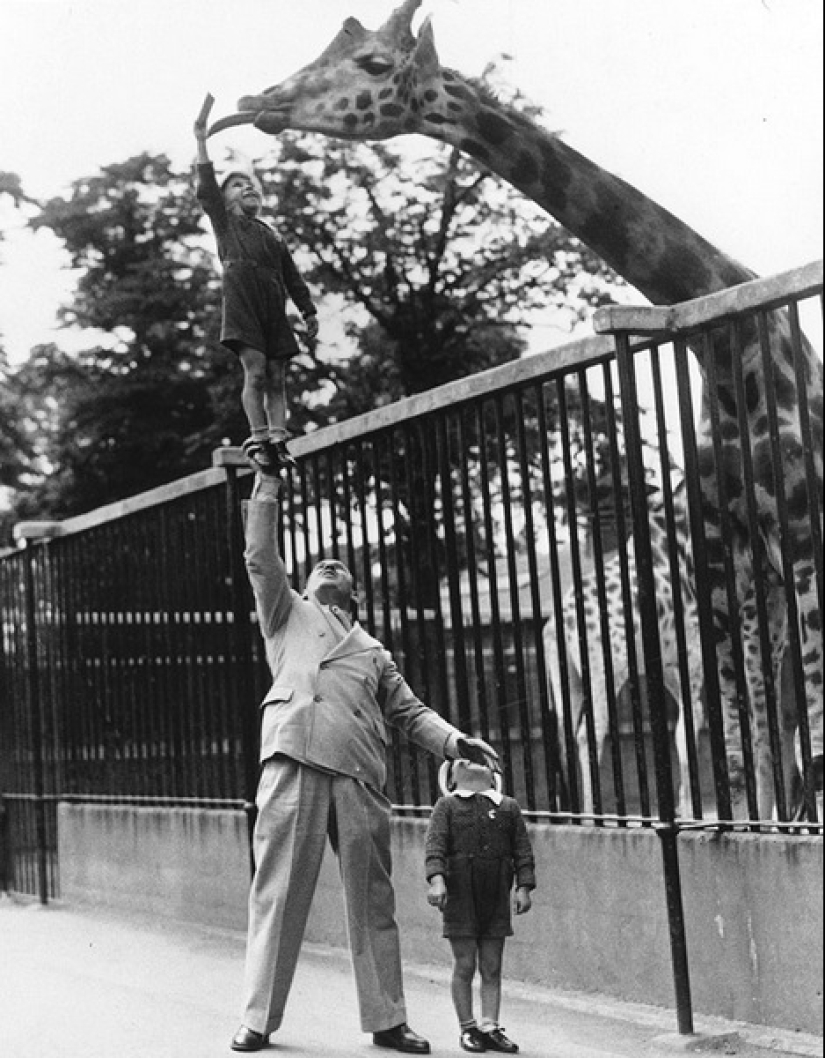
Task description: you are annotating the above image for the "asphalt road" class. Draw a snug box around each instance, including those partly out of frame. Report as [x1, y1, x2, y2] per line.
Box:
[0, 897, 819, 1058]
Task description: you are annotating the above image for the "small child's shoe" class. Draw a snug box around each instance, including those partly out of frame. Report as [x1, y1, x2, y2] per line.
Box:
[459, 1026, 488, 1052]
[268, 437, 297, 470]
[242, 437, 279, 475]
[481, 1026, 518, 1053]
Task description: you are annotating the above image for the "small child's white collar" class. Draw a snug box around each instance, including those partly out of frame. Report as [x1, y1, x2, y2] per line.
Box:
[453, 787, 504, 805]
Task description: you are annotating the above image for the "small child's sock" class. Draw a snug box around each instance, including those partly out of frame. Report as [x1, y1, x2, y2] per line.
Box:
[460, 1019, 478, 1032]
[250, 426, 268, 444]
[479, 1018, 497, 1032]
[268, 427, 288, 443]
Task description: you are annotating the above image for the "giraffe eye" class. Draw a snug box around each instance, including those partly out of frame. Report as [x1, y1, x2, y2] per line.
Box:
[357, 55, 393, 77]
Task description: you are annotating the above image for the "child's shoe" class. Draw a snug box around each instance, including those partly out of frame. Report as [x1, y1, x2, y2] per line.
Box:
[459, 1025, 488, 1052]
[481, 1026, 518, 1053]
[268, 437, 297, 470]
[242, 437, 278, 474]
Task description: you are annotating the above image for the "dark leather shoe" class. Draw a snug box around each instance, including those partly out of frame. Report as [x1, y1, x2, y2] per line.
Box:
[481, 1026, 519, 1053]
[460, 1025, 488, 1051]
[230, 1025, 269, 1051]
[373, 1022, 431, 1053]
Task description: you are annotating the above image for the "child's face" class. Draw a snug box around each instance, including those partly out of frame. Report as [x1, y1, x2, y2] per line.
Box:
[452, 760, 495, 792]
[223, 174, 262, 217]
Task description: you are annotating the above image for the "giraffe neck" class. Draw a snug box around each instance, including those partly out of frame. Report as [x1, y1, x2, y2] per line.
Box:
[420, 72, 755, 306]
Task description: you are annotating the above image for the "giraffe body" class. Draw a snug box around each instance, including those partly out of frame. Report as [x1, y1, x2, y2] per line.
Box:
[211, 0, 823, 821]
[545, 478, 704, 818]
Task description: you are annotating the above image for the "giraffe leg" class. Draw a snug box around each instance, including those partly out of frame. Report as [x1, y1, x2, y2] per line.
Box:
[785, 554, 824, 821]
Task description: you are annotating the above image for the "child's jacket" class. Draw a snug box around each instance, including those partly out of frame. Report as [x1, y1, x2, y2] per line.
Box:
[197, 162, 315, 360]
[425, 791, 536, 891]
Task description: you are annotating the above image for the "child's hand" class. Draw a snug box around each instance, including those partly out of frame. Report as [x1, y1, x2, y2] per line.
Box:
[194, 93, 215, 141]
[305, 315, 319, 340]
[514, 886, 532, 916]
[428, 876, 448, 911]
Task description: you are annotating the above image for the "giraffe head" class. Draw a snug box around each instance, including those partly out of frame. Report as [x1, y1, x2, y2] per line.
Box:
[209, 0, 441, 142]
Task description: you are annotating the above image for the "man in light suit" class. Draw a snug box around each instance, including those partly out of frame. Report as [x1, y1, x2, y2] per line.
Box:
[231, 468, 498, 1054]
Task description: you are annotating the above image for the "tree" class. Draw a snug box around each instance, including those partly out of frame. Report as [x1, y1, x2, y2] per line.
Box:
[15, 154, 245, 516]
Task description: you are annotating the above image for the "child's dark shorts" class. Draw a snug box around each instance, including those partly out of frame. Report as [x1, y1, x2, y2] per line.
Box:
[442, 854, 514, 939]
[221, 260, 301, 362]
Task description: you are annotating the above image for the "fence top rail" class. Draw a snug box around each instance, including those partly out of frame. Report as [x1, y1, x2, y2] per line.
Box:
[593, 259, 823, 337]
[13, 466, 231, 545]
[8, 260, 820, 545]
[9, 330, 616, 543]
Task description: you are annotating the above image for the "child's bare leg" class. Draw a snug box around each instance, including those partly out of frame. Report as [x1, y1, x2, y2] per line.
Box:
[478, 936, 505, 1029]
[238, 346, 269, 437]
[449, 937, 478, 1027]
[264, 359, 288, 439]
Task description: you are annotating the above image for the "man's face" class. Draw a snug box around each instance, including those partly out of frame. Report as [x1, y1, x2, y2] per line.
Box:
[223, 174, 262, 217]
[306, 559, 355, 610]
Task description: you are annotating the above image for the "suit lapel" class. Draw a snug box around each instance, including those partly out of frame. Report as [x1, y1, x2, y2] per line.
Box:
[323, 624, 383, 662]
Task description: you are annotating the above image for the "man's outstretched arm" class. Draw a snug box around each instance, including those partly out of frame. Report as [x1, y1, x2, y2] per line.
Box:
[243, 472, 293, 636]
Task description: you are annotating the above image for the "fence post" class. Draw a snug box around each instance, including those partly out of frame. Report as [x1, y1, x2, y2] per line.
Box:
[607, 329, 695, 1036]
[13, 522, 61, 906]
[213, 451, 259, 877]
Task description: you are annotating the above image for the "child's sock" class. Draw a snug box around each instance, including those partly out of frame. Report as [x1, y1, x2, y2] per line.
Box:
[268, 427, 288, 444]
[479, 1018, 497, 1032]
[460, 1019, 478, 1032]
[250, 426, 268, 444]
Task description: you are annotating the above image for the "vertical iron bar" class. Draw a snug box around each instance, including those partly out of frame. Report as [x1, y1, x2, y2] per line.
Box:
[22, 540, 49, 905]
[614, 330, 693, 1035]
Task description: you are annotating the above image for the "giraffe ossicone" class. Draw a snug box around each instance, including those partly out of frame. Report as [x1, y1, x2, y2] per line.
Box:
[211, 0, 823, 822]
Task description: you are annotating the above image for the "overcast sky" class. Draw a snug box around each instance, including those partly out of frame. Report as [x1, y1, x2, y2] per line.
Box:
[0, 0, 822, 362]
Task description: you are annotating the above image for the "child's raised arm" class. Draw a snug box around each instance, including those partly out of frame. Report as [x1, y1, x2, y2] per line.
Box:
[194, 93, 215, 164]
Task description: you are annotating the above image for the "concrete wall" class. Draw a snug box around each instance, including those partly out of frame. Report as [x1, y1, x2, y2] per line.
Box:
[57, 804, 823, 1035]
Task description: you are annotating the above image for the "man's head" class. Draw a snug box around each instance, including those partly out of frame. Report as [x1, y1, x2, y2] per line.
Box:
[305, 558, 356, 611]
[221, 170, 263, 217]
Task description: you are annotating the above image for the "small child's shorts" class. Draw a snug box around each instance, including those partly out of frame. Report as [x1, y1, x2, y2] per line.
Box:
[442, 855, 514, 939]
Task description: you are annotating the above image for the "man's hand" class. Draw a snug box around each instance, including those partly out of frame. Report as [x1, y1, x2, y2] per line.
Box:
[514, 887, 532, 916]
[251, 471, 281, 502]
[427, 875, 448, 911]
[454, 735, 500, 773]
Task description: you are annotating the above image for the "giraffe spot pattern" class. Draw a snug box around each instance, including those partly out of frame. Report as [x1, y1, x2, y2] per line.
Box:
[356, 91, 372, 110]
[380, 103, 404, 117]
[475, 108, 512, 146]
[511, 149, 539, 187]
[459, 138, 491, 164]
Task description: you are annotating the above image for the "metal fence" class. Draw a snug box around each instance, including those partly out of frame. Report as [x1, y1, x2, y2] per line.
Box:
[1, 261, 822, 902]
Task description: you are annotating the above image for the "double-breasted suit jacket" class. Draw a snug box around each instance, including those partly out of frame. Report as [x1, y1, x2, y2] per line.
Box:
[244, 496, 459, 786]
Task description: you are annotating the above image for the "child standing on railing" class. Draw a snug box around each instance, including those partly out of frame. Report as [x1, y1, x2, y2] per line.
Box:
[194, 94, 318, 471]
[426, 758, 536, 1053]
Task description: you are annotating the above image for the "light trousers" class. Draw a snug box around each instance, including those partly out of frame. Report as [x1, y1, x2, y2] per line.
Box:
[241, 755, 407, 1035]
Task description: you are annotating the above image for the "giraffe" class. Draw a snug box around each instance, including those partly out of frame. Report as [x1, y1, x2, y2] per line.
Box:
[209, 0, 823, 821]
[544, 475, 705, 820]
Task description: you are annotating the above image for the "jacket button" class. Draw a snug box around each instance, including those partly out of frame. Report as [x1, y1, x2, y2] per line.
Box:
[313, 694, 323, 703]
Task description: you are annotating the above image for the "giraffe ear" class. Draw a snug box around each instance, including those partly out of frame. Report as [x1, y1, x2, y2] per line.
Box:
[414, 16, 440, 74]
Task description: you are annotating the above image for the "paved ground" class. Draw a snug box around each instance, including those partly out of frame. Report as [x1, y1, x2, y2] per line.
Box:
[0, 896, 820, 1058]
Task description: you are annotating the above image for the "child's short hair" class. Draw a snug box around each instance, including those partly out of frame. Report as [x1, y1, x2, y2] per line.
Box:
[220, 169, 262, 195]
